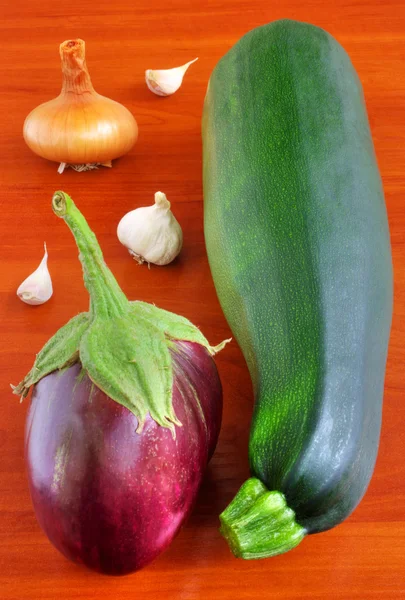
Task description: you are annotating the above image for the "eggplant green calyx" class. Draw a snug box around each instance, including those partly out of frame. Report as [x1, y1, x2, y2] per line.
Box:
[13, 191, 230, 435]
[219, 478, 305, 559]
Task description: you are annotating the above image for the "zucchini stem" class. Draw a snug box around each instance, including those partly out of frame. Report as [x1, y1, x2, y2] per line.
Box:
[220, 478, 305, 559]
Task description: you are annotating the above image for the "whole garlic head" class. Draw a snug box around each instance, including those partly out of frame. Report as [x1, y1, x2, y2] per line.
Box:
[117, 192, 183, 266]
[17, 243, 53, 305]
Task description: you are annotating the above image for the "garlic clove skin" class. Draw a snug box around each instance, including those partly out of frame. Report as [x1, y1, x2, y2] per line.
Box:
[17, 243, 53, 305]
[145, 58, 198, 97]
[117, 192, 183, 266]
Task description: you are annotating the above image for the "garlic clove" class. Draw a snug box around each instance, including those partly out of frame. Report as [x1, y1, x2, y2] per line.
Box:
[117, 192, 183, 266]
[145, 58, 198, 97]
[17, 243, 53, 305]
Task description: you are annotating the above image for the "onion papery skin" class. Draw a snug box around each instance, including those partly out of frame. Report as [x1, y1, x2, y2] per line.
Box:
[23, 39, 138, 165]
[23, 93, 138, 164]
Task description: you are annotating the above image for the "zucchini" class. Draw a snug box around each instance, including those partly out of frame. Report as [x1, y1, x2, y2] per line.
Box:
[203, 19, 393, 559]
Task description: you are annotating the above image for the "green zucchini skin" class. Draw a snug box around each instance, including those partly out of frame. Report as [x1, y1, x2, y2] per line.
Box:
[203, 19, 393, 543]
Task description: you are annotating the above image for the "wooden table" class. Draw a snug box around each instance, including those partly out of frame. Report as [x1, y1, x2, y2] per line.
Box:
[1, 0, 404, 598]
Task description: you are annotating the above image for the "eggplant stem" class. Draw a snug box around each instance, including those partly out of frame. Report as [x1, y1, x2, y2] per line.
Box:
[52, 191, 129, 319]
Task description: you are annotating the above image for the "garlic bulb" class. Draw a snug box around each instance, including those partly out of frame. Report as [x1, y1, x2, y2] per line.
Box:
[117, 192, 183, 266]
[145, 58, 198, 97]
[17, 243, 53, 305]
[23, 39, 138, 170]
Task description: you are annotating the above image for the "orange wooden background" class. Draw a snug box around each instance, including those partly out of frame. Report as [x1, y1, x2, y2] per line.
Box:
[0, 0, 404, 598]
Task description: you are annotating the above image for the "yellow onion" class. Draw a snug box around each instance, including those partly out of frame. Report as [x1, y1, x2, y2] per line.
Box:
[23, 39, 138, 168]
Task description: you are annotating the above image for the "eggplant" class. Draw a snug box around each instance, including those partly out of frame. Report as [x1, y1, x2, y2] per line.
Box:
[25, 343, 222, 575]
[15, 192, 228, 575]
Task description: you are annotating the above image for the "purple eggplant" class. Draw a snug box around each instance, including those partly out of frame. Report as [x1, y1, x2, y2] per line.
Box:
[14, 191, 229, 575]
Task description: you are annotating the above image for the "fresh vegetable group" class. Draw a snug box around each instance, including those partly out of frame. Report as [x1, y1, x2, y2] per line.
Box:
[16, 18, 393, 574]
[203, 19, 393, 558]
[15, 192, 227, 574]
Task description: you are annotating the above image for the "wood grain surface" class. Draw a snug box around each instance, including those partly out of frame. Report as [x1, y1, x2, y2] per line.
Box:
[1, 0, 404, 598]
